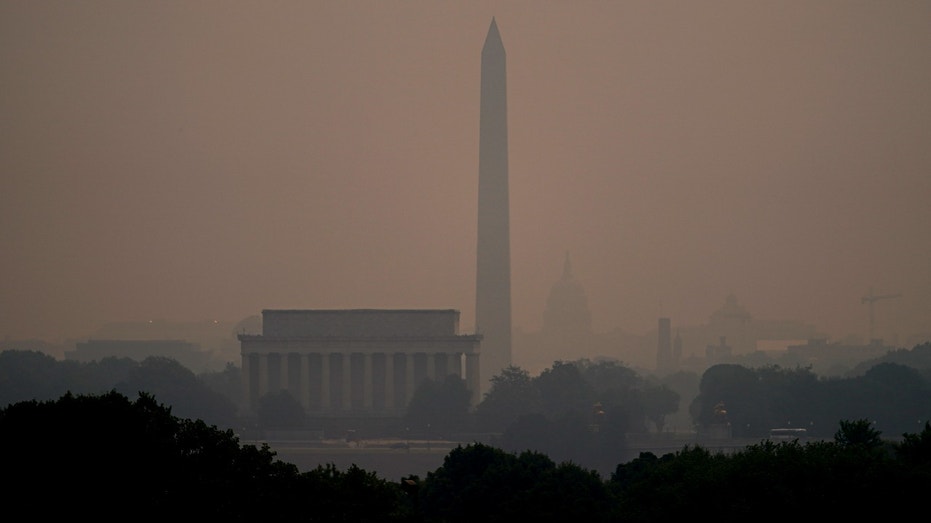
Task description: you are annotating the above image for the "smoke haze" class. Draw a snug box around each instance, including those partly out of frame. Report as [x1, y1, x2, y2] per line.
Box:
[2, 1, 929, 349]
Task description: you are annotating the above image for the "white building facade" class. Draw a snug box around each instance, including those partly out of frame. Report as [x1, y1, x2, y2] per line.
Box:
[239, 309, 482, 416]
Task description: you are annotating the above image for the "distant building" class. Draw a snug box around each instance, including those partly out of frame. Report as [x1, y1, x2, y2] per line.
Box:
[708, 294, 753, 354]
[238, 309, 482, 416]
[673, 330, 683, 367]
[785, 338, 893, 371]
[656, 317, 676, 374]
[514, 253, 642, 374]
[88, 318, 240, 370]
[706, 336, 733, 364]
[542, 252, 592, 339]
[645, 294, 827, 371]
[66, 339, 211, 372]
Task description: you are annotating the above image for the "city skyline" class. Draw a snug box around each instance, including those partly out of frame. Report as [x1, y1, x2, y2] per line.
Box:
[2, 2, 929, 348]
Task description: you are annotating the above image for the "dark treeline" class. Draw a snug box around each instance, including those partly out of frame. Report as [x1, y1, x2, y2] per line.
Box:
[2, 344, 931, 518]
[691, 358, 931, 439]
[2, 390, 929, 521]
[3, 343, 931, 458]
[0, 349, 241, 428]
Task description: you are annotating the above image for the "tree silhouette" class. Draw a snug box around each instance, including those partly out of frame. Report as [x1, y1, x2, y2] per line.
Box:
[405, 374, 472, 436]
[257, 389, 306, 430]
[474, 365, 540, 432]
[834, 418, 883, 450]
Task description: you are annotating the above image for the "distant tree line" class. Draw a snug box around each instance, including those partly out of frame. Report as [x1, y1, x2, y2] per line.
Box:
[0, 349, 678, 436]
[404, 347, 931, 470]
[2, 390, 929, 521]
[691, 357, 931, 439]
[2, 341, 930, 451]
[0, 350, 240, 429]
[464, 360, 679, 471]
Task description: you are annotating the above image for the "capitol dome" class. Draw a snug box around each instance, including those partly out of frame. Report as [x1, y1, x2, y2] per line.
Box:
[542, 252, 592, 336]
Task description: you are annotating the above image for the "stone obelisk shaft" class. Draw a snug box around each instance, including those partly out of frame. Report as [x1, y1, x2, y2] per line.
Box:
[475, 18, 511, 394]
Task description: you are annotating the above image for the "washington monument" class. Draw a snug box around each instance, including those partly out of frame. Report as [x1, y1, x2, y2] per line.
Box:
[475, 18, 511, 394]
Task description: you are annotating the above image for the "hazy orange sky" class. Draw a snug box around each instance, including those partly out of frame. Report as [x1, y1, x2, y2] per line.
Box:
[2, 1, 929, 348]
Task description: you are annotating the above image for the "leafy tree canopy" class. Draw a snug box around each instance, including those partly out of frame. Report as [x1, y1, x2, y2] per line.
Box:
[405, 374, 473, 436]
[257, 389, 306, 430]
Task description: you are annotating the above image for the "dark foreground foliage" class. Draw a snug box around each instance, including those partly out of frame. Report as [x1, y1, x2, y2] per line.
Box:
[612, 437, 929, 521]
[0, 391, 411, 522]
[2, 392, 930, 522]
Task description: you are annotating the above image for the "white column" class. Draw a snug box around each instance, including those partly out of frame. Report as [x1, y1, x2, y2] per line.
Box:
[426, 353, 436, 381]
[258, 353, 269, 399]
[342, 353, 352, 411]
[363, 353, 373, 410]
[241, 352, 252, 411]
[450, 352, 463, 380]
[321, 352, 330, 411]
[466, 353, 481, 407]
[385, 353, 395, 411]
[280, 352, 289, 393]
[299, 353, 310, 409]
[405, 352, 415, 404]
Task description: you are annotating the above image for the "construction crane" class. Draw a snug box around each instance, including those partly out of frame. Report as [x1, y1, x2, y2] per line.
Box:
[861, 287, 901, 342]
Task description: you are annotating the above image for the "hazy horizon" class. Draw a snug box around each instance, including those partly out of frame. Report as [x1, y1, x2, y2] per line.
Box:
[2, 2, 929, 347]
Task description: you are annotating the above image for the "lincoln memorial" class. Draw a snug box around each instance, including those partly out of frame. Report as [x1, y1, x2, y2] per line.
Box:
[239, 309, 482, 416]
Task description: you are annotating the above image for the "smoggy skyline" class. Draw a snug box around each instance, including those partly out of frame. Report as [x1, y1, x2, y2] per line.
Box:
[2, 2, 929, 348]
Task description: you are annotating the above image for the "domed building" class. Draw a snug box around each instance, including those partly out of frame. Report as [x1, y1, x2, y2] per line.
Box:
[514, 252, 643, 374]
[708, 293, 754, 355]
[527, 251, 595, 371]
[542, 252, 592, 338]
